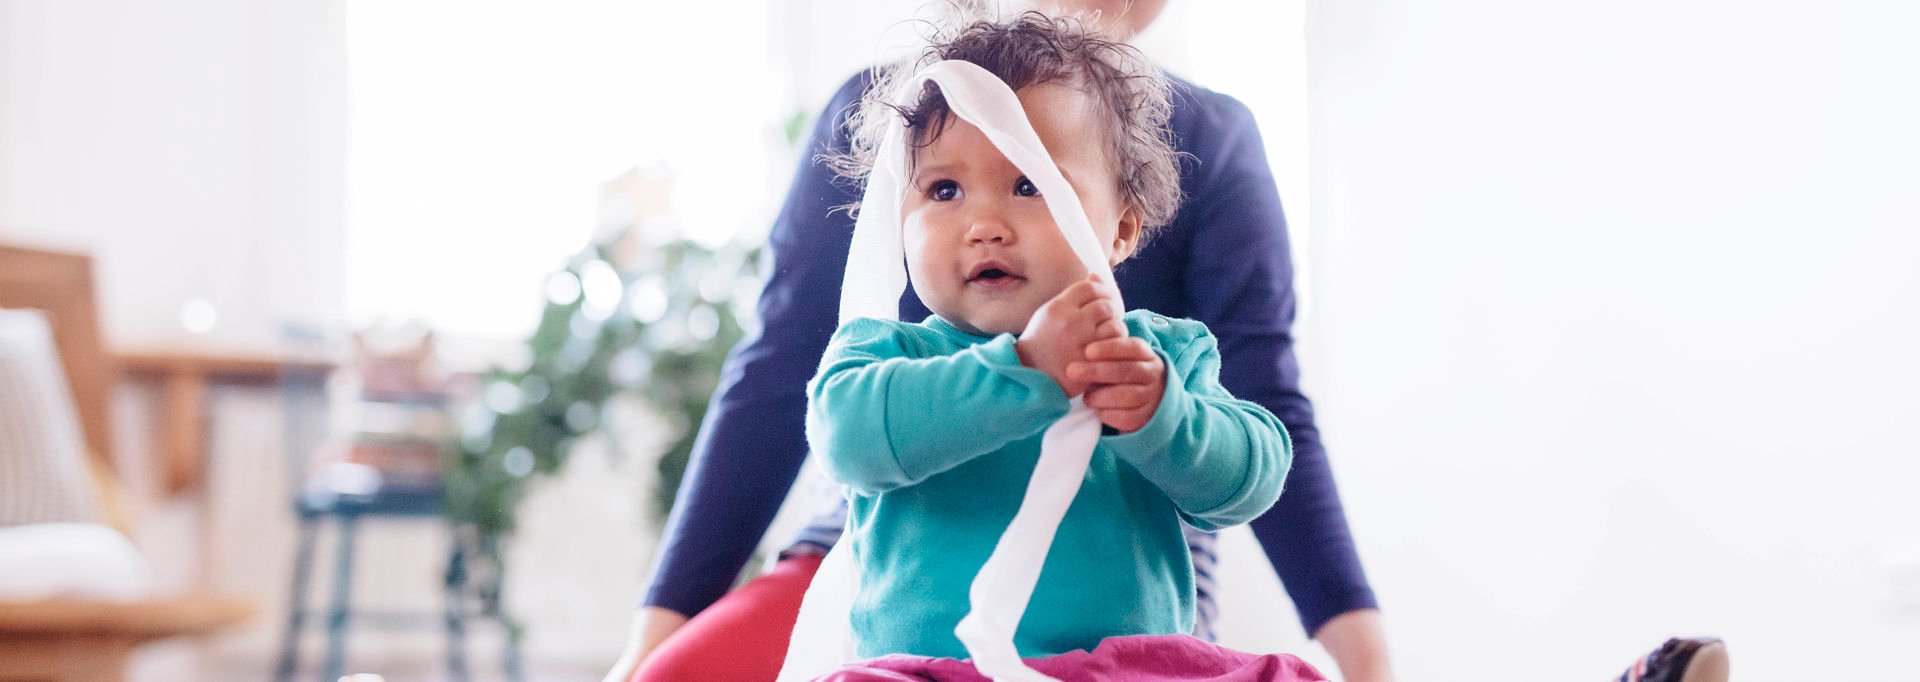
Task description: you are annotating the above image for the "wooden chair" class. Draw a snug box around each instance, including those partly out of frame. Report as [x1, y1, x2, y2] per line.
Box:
[0, 242, 254, 682]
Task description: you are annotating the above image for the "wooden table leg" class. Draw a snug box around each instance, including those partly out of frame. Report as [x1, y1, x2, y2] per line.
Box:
[161, 369, 206, 496]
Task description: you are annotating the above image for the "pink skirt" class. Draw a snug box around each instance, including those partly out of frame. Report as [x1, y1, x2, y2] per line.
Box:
[813, 634, 1327, 682]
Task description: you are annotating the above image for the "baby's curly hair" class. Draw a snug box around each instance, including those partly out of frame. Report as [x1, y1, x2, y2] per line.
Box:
[831, 11, 1181, 240]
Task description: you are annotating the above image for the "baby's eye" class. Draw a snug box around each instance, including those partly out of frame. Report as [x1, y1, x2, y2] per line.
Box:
[928, 179, 960, 201]
[1014, 176, 1041, 197]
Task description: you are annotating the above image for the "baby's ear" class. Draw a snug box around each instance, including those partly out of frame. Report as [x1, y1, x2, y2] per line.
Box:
[1109, 205, 1144, 266]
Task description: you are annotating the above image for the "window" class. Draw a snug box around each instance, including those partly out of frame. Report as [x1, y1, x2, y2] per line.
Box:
[344, 1, 1310, 338]
[345, 2, 786, 339]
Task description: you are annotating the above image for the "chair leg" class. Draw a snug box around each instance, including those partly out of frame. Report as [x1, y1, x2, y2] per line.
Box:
[274, 515, 321, 682]
[485, 534, 525, 682]
[505, 620, 525, 682]
[470, 531, 525, 682]
[444, 535, 470, 682]
[322, 514, 358, 682]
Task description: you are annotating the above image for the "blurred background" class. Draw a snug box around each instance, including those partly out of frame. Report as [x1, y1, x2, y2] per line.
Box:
[0, 0, 1915, 680]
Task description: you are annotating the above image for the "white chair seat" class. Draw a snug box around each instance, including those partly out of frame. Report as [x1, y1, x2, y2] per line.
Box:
[0, 523, 151, 601]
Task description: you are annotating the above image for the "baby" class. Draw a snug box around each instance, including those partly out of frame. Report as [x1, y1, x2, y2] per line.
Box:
[808, 12, 1293, 663]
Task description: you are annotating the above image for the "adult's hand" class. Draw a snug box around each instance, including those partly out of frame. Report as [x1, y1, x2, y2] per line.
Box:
[601, 606, 691, 682]
[1314, 608, 1395, 682]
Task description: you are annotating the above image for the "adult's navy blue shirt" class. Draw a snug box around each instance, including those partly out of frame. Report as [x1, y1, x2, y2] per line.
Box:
[644, 71, 1377, 636]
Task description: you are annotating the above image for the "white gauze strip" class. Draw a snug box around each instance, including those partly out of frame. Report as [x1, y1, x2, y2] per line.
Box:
[777, 59, 1118, 682]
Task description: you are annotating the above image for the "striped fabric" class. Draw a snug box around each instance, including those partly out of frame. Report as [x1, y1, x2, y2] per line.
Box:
[783, 497, 1221, 642]
[0, 309, 104, 528]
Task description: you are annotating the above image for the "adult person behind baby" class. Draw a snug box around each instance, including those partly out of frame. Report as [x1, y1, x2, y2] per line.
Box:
[604, 2, 1395, 681]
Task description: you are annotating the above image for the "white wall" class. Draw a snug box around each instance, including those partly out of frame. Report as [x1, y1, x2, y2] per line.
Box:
[0, 0, 347, 348]
[1305, 1, 1920, 679]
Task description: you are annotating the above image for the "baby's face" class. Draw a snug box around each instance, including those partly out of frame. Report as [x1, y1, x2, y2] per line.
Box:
[902, 83, 1139, 337]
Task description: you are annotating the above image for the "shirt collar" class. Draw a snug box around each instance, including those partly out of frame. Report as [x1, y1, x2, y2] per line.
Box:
[923, 315, 999, 345]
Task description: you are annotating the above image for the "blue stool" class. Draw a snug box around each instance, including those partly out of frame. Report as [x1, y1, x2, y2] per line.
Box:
[273, 479, 523, 682]
[271, 323, 521, 681]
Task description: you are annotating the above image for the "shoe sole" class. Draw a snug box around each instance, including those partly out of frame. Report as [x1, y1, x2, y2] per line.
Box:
[1680, 641, 1730, 682]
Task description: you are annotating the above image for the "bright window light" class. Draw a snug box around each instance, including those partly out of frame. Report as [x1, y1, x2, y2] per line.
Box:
[343, 1, 1305, 340]
[344, 1, 783, 339]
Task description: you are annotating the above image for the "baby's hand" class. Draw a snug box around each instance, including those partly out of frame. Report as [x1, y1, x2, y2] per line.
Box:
[1070, 335, 1166, 434]
[1016, 274, 1126, 397]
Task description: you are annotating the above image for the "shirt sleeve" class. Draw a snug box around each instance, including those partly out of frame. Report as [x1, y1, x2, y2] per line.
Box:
[1100, 325, 1291, 532]
[641, 73, 871, 618]
[807, 320, 1070, 494]
[1175, 87, 1379, 635]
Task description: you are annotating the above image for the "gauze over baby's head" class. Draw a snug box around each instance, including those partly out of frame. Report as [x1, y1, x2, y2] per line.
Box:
[834, 11, 1181, 241]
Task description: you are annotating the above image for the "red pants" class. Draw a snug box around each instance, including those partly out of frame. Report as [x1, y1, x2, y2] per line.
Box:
[634, 553, 823, 682]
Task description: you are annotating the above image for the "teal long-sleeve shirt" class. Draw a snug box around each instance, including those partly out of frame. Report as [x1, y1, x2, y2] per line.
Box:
[806, 310, 1292, 660]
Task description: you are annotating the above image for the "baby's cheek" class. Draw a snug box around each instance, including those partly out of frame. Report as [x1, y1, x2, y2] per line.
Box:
[901, 221, 932, 270]
[900, 229, 953, 309]
[904, 241, 940, 276]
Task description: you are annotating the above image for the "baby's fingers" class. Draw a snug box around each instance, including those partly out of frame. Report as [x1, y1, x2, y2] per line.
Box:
[1084, 336, 1155, 362]
[1084, 383, 1156, 411]
[1056, 273, 1120, 309]
[1096, 405, 1154, 434]
[1067, 359, 1160, 386]
[1075, 296, 1121, 325]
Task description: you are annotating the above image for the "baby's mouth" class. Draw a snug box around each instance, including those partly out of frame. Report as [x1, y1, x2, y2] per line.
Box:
[966, 260, 1025, 287]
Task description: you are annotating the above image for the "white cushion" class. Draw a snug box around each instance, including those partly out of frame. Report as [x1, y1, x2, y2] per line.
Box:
[0, 309, 150, 598]
[0, 308, 104, 527]
[0, 522, 151, 600]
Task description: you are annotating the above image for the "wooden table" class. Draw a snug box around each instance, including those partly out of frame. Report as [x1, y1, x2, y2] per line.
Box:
[115, 349, 335, 496]
[0, 594, 256, 682]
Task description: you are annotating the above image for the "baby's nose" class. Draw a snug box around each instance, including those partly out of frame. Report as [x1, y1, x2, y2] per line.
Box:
[966, 217, 1015, 244]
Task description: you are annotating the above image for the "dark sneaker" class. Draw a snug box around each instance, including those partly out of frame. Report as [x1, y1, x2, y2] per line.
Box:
[1617, 637, 1729, 682]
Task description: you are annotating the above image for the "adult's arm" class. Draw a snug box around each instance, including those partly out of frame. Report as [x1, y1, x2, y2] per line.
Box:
[601, 608, 686, 682]
[1315, 609, 1396, 682]
[1173, 87, 1381, 637]
[639, 73, 872, 619]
